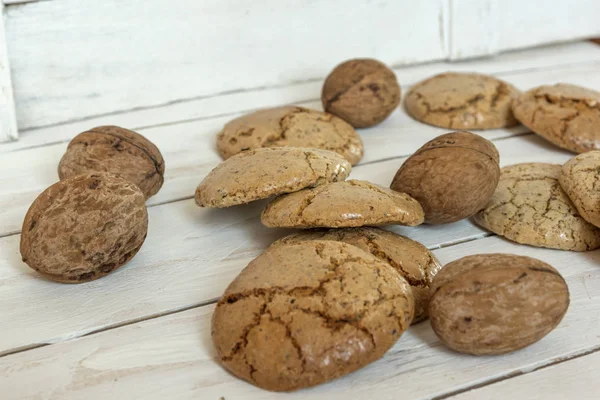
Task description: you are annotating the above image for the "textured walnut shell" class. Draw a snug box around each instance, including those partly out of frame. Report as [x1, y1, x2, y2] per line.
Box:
[20, 173, 148, 283]
[390, 131, 500, 224]
[429, 254, 569, 355]
[212, 240, 414, 391]
[58, 125, 165, 199]
[322, 58, 401, 128]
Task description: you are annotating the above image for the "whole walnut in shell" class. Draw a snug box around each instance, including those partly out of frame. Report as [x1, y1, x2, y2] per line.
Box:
[429, 254, 569, 355]
[20, 173, 148, 283]
[58, 125, 165, 199]
[390, 131, 500, 224]
[322, 58, 401, 128]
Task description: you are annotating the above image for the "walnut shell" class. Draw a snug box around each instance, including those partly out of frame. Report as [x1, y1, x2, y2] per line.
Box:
[429, 254, 569, 355]
[322, 58, 401, 128]
[20, 173, 148, 283]
[58, 125, 165, 199]
[390, 131, 500, 224]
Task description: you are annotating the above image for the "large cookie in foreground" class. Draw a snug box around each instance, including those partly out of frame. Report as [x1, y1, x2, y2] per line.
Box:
[211, 240, 414, 391]
[261, 180, 424, 228]
[274, 227, 442, 323]
[473, 163, 600, 251]
[195, 147, 351, 208]
[405, 72, 520, 130]
[216, 106, 364, 165]
[512, 84, 600, 154]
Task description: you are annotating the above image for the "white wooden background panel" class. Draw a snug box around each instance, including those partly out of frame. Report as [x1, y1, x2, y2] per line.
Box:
[450, 351, 600, 400]
[5, 0, 449, 130]
[0, 2, 18, 142]
[0, 134, 574, 357]
[0, 58, 597, 238]
[1, 235, 598, 399]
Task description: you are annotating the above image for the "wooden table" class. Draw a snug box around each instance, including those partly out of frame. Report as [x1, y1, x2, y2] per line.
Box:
[1, 41, 600, 399]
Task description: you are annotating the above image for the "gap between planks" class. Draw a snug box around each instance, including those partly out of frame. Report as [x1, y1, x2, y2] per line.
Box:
[435, 345, 600, 400]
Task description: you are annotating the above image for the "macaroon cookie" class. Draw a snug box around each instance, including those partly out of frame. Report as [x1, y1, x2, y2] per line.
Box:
[195, 147, 351, 208]
[405, 72, 520, 130]
[559, 151, 600, 227]
[216, 106, 364, 165]
[261, 180, 424, 228]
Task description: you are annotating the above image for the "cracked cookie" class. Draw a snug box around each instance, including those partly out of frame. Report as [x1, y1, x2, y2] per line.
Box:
[20, 173, 148, 283]
[211, 240, 414, 391]
[559, 151, 600, 228]
[58, 125, 165, 199]
[473, 163, 600, 251]
[429, 254, 569, 355]
[512, 83, 600, 153]
[321, 58, 401, 128]
[195, 147, 351, 208]
[405, 72, 520, 130]
[216, 106, 364, 165]
[391, 131, 500, 224]
[261, 180, 424, 228]
[273, 227, 441, 323]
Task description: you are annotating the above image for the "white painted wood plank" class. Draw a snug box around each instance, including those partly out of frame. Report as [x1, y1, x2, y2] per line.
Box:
[0, 133, 575, 356]
[1, 235, 599, 400]
[450, 351, 600, 400]
[1, 41, 598, 147]
[0, 3, 18, 142]
[1, 59, 597, 237]
[5, 0, 449, 130]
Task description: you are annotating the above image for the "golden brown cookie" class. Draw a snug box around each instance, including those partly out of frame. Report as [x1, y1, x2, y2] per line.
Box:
[211, 240, 414, 391]
[512, 84, 600, 153]
[261, 180, 424, 228]
[391, 131, 500, 224]
[20, 173, 148, 283]
[195, 147, 351, 208]
[429, 254, 569, 355]
[473, 163, 600, 251]
[405, 72, 520, 130]
[216, 106, 364, 165]
[321, 58, 401, 128]
[58, 125, 165, 199]
[559, 151, 600, 227]
[274, 227, 441, 323]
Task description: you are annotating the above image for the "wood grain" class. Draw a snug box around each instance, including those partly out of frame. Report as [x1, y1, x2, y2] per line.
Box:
[1, 235, 598, 399]
[0, 3, 18, 143]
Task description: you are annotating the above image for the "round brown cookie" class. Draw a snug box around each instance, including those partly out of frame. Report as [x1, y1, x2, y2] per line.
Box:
[473, 163, 600, 251]
[390, 131, 500, 224]
[512, 84, 600, 153]
[216, 106, 364, 165]
[559, 151, 600, 227]
[405, 72, 520, 130]
[274, 227, 442, 323]
[58, 125, 165, 199]
[195, 147, 351, 208]
[20, 173, 148, 283]
[429, 254, 569, 355]
[261, 180, 424, 228]
[321, 58, 401, 128]
[211, 240, 414, 391]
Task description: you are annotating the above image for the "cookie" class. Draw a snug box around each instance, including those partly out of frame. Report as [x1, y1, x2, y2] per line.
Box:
[274, 227, 442, 323]
[261, 180, 424, 228]
[216, 106, 364, 165]
[391, 131, 500, 224]
[321, 58, 401, 128]
[211, 240, 414, 391]
[195, 147, 351, 208]
[20, 173, 148, 283]
[58, 125, 165, 199]
[405, 72, 520, 130]
[473, 163, 600, 251]
[429, 254, 569, 355]
[559, 151, 600, 227]
[512, 84, 600, 153]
